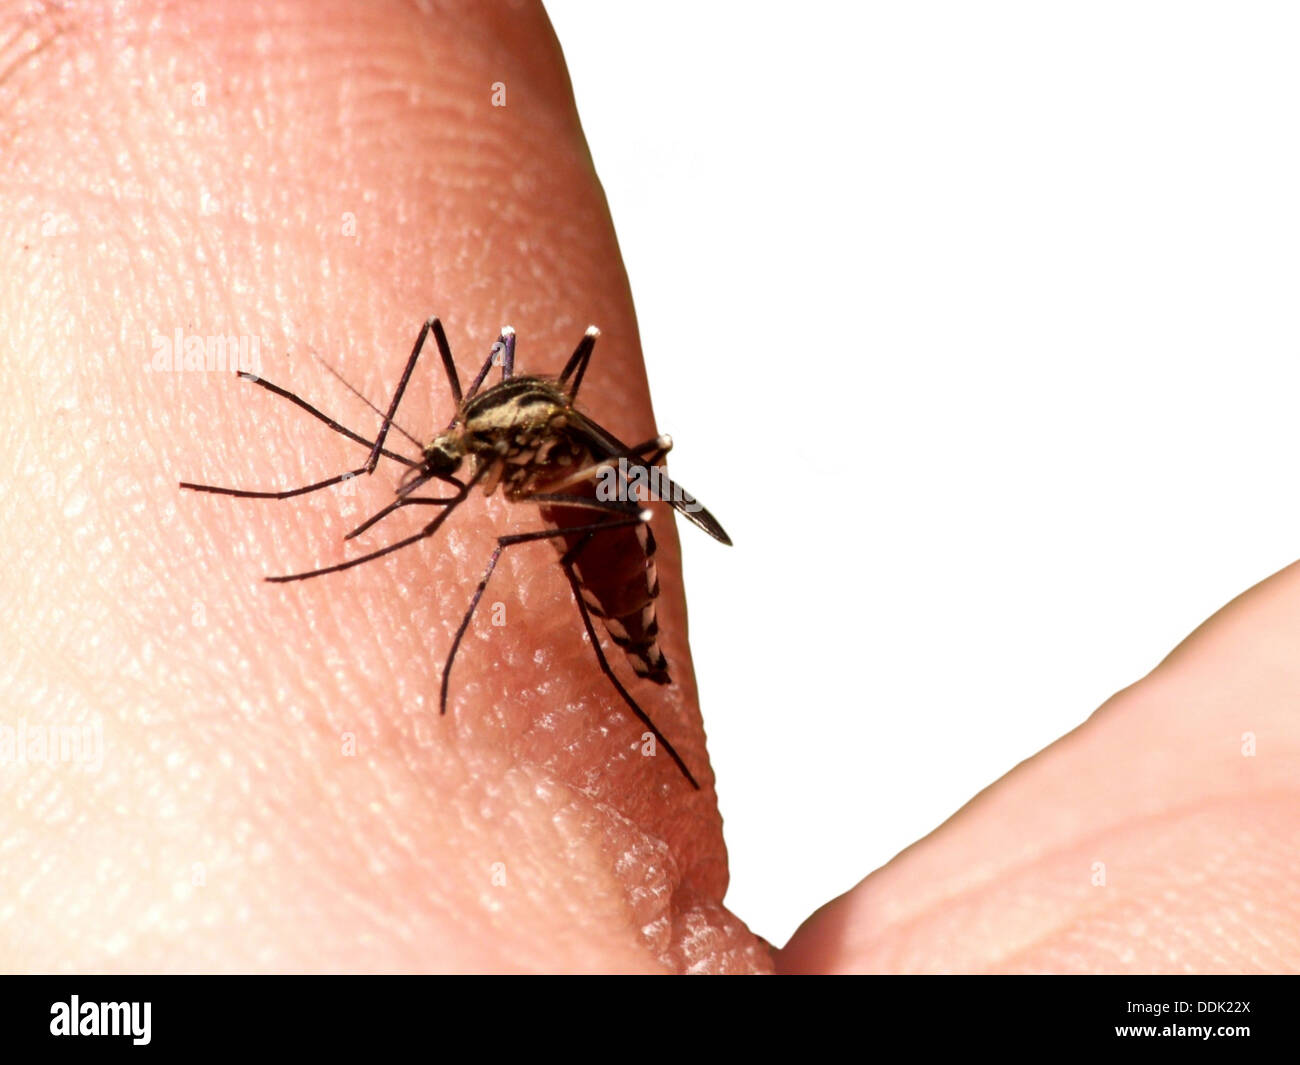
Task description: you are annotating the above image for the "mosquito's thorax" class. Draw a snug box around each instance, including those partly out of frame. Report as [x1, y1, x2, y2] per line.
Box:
[453, 375, 589, 491]
[459, 375, 569, 442]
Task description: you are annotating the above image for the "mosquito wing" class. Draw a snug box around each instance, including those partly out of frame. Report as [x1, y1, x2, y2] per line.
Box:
[565, 409, 732, 545]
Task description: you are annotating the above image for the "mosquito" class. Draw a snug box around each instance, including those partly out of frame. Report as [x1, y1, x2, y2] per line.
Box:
[179, 318, 732, 788]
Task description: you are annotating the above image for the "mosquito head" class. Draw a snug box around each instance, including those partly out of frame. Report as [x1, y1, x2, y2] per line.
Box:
[421, 430, 464, 478]
[396, 431, 464, 497]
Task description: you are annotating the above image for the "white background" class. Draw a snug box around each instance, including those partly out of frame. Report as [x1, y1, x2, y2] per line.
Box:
[545, 0, 1300, 947]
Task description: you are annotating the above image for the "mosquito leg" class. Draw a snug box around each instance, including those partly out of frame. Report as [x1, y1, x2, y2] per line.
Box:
[182, 469, 379, 501]
[178, 374, 420, 498]
[439, 514, 645, 717]
[268, 510, 455, 581]
[624, 434, 674, 460]
[263, 465, 489, 582]
[366, 316, 443, 469]
[264, 504, 460, 582]
[557, 325, 600, 401]
[497, 326, 516, 380]
[458, 353, 495, 415]
[558, 550, 700, 789]
[638, 441, 672, 467]
[343, 483, 465, 541]
[229, 372, 417, 466]
[458, 326, 516, 415]
[424, 316, 462, 408]
[180, 322, 438, 500]
[519, 492, 645, 517]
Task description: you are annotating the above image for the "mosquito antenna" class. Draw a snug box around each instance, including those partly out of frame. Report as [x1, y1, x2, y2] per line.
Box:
[307, 344, 424, 450]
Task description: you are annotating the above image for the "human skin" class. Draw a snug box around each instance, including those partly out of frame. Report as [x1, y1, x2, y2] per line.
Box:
[2, 0, 1296, 974]
[782, 561, 1300, 973]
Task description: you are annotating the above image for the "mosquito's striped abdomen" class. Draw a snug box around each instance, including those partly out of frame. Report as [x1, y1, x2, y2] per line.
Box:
[538, 499, 670, 684]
